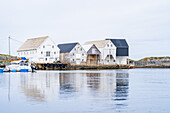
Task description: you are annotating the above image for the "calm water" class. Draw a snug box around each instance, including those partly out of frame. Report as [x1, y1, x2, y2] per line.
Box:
[0, 69, 170, 113]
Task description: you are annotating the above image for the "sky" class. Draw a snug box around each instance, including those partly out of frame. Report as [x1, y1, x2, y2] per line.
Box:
[0, 0, 170, 60]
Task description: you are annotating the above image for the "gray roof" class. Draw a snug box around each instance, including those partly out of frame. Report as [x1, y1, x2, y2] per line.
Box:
[17, 36, 48, 51]
[58, 42, 78, 53]
[106, 39, 129, 56]
[106, 39, 129, 48]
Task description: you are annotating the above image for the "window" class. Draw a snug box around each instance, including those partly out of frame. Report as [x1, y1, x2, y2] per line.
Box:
[92, 48, 95, 54]
[73, 53, 75, 56]
[45, 58, 47, 61]
[82, 59, 84, 62]
[41, 52, 43, 54]
[52, 45, 54, 48]
[46, 51, 50, 56]
[93, 55, 95, 58]
[113, 60, 115, 62]
[82, 53, 84, 56]
[111, 44, 112, 47]
[73, 59, 75, 61]
[74, 48, 76, 51]
[18, 53, 20, 56]
[81, 48, 82, 51]
[54, 52, 56, 54]
[107, 44, 109, 47]
[107, 60, 109, 62]
[55, 58, 58, 61]
[43, 45, 45, 48]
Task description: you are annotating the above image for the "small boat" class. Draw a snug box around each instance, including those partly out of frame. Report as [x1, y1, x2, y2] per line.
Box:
[4, 57, 32, 72]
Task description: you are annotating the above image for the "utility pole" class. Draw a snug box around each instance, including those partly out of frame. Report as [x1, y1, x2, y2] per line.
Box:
[8, 36, 11, 61]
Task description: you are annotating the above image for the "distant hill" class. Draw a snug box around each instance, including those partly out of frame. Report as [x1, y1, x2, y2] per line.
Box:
[0, 54, 17, 63]
[138, 56, 170, 61]
[128, 56, 170, 62]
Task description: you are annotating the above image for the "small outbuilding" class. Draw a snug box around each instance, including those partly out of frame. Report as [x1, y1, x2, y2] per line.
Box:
[83, 44, 101, 65]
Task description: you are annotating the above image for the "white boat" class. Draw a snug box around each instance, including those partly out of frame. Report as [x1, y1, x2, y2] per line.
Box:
[4, 60, 32, 72]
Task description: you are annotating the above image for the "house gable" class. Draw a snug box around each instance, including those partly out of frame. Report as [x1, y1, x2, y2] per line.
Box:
[106, 39, 129, 56]
[86, 45, 101, 54]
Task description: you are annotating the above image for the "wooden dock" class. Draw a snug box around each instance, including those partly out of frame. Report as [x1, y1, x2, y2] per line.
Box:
[35, 63, 131, 70]
[35, 63, 70, 70]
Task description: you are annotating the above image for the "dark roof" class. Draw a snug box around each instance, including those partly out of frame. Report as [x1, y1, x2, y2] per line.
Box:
[58, 42, 78, 53]
[106, 39, 129, 48]
[106, 39, 129, 56]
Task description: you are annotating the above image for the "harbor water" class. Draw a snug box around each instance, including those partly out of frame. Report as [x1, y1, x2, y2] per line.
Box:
[0, 69, 170, 113]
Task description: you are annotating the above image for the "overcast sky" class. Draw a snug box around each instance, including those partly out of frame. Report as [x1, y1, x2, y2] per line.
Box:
[0, 0, 170, 60]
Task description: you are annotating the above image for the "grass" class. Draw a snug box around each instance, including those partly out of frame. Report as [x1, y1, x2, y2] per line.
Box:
[137, 56, 170, 61]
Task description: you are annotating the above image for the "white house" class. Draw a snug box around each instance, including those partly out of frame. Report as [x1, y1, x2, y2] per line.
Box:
[58, 42, 87, 65]
[106, 39, 129, 65]
[84, 40, 117, 65]
[17, 36, 60, 63]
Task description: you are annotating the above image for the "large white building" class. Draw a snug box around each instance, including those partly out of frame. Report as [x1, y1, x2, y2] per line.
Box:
[17, 36, 60, 63]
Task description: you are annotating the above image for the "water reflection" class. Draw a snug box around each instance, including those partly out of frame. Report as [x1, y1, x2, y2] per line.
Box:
[2, 69, 170, 113]
[19, 71, 129, 103]
[115, 73, 129, 101]
[20, 72, 60, 102]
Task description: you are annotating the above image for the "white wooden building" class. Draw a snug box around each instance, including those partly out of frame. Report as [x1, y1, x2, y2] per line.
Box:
[17, 36, 60, 63]
[84, 40, 117, 65]
[58, 42, 87, 65]
[106, 39, 129, 65]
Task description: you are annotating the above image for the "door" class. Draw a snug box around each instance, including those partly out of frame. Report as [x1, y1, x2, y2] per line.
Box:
[76, 59, 81, 65]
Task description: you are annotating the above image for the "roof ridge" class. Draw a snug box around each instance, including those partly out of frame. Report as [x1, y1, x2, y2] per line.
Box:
[27, 36, 48, 40]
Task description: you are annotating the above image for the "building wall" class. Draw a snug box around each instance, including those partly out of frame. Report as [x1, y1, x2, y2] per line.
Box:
[69, 44, 87, 64]
[59, 53, 70, 63]
[18, 38, 60, 63]
[98, 41, 117, 65]
[115, 56, 128, 65]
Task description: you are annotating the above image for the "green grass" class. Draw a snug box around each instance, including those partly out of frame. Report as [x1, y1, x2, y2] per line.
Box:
[0, 54, 16, 57]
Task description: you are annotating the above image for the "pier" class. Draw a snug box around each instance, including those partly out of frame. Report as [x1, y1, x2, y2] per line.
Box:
[34, 63, 131, 70]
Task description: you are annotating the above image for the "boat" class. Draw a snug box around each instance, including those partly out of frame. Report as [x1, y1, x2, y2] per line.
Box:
[4, 57, 33, 72]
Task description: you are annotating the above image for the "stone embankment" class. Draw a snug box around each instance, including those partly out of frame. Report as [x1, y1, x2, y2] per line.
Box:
[35, 63, 131, 70]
